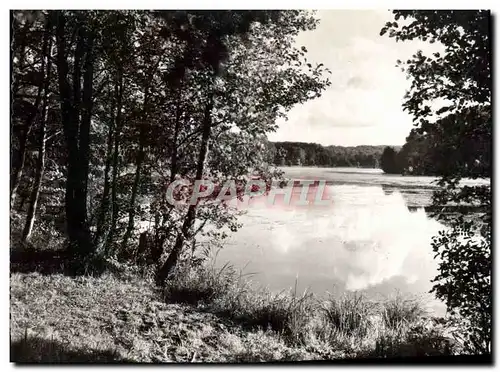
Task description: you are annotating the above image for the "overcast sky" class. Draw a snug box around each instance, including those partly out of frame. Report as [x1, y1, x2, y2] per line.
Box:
[268, 9, 443, 147]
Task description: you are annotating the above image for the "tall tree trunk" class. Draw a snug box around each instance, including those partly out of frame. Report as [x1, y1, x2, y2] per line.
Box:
[120, 136, 145, 252]
[94, 82, 117, 248]
[156, 91, 214, 284]
[22, 17, 52, 241]
[104, 71, 123, 254]
[169, 87, 183, 183]
[73, 26, 95, 256]
[54, 11, 94, 258]
[55, 11, 77, 253]
[22, 109, 48, 242]
[152, 87, 183, 261]
[121, 89, 148, 252]
[152, 87, 186, 262]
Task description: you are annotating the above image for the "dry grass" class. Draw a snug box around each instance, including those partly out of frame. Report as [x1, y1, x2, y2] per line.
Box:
[163, 264, 457, 358]
[369, 322, 457, 358]
[10, 263, 457, 363]
[165, 263, 315, 344]
[10, 272, 318, 363]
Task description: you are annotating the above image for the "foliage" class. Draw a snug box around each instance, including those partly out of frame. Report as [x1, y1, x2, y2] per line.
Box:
[162, 262, 456, 358]
[10, 10, 330, 276]
[430, 222, 491, 353]
[164, 263, 315, 345]
[381, 10, 491, 354]
[380, 146, 401, 174]
[10, 272, 315, 362]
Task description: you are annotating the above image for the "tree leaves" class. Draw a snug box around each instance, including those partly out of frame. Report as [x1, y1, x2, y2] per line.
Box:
[11, 10, 332, 268]
[381, 10, 491, 354]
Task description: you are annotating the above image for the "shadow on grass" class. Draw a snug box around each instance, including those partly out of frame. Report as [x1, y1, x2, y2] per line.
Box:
[10, 249, 107, 277]
[11, 336, 135, 363]
[10, 249, 71, 275]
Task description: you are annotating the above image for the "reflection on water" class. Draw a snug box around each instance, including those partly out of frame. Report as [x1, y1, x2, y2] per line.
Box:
[216, 169, 449, 315]
[382, 184, 395, 196]
[407, 206, 420, 213]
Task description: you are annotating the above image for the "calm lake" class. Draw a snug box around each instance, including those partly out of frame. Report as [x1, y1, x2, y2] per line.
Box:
[214, 167, 488, 316]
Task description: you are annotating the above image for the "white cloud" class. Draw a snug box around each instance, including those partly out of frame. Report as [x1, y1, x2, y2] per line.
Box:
[268, 10, 444, 146]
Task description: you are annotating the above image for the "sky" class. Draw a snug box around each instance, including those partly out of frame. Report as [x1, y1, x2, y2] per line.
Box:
[267, 10, 443, 147]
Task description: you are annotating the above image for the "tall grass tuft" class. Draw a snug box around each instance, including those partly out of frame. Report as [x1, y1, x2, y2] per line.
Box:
[163, 263, 450, 356]
[227, 278, 315, 344]
[164, 264, 315, 344]
[164, 262, 242, 305]
[320, 292, 375, 338]
[381, 294, 426, 330]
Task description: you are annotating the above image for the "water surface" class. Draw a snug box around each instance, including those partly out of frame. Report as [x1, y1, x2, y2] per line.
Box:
[216, 167, 450, 314]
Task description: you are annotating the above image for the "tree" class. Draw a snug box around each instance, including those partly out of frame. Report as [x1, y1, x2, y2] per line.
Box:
[381, 10, 491, 354]
[380, 146, 400, 174]
[22, 14, 53, 241]
[397, 129, 438, 175]
[10, 10, 329, 281]
[269, 142, 387, 168]
[155, 11, 330, 283]
[53, 11, 97, 259]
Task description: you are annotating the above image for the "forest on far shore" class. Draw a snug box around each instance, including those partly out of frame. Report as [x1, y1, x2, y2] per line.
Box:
[266, 141, 398, 168]
[268, 118, 489, 177]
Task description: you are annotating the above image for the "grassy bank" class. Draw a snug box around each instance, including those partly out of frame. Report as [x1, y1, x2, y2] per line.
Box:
[10, 261, 459, 363]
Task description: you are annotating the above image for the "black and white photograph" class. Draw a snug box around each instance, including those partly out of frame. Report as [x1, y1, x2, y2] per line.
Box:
[9, 6, 492, 364]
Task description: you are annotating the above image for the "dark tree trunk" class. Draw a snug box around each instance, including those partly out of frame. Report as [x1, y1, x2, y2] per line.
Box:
[104, 71, 123, 254]
[121, 133, 145, 253]
[137, 231, 150, 262]
[55, 11, 78, 252]
[73, 26, 94, 256]
[156, 92, 214, 284]
[94, 81, 117, 248]
[22, 109, 48, 241]
[151, 86, 183, 262]
[121, 89, 148, 253]
[169, 87, 183, 183]
[54, 11, 94, 258]
[22, 17, 52, 241]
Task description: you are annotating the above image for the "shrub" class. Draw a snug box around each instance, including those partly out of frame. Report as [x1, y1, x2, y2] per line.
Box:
[431, 222, 491, 354]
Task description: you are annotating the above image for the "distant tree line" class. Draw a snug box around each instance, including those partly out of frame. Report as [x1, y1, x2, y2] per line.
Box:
[266, 141, 400, 168]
